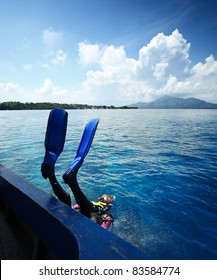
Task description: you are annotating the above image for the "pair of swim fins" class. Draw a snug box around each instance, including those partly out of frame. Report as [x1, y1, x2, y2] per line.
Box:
[41, 108, 99, 180]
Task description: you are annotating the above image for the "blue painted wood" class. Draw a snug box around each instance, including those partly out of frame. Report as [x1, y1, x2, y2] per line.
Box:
[0, 164, 152, 260]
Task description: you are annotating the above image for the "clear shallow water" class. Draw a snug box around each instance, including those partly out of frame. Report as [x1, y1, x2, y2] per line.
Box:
[0, 109, 217, 259]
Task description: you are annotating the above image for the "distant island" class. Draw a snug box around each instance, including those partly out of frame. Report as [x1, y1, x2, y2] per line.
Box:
[0, 101, 136, 110]
[128, 95, 217, 109]
[1, 96, 217, 110]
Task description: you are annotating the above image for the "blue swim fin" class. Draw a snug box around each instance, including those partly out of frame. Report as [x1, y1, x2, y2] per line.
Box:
[63, 118, 99, 182]
[41, 108, 68, 179]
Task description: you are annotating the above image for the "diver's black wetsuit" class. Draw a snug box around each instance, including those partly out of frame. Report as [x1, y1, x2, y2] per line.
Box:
[48, 168, 114, 229]
[49, 171, 92, 218]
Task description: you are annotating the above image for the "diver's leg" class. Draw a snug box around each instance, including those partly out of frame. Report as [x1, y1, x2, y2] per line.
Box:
[64, 171, 92, 218]
[49, 173, 72, 207]
[61, 118, 99, 218]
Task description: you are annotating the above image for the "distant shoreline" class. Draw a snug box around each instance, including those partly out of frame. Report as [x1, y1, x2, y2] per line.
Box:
[1, 100, 217, 110]
[0, 101, 137, 110]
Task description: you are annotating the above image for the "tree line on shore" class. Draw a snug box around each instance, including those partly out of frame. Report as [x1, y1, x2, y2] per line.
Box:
[0, 101, 137, 110]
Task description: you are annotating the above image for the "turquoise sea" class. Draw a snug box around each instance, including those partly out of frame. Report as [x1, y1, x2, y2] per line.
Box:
[0, 109, 217, 259]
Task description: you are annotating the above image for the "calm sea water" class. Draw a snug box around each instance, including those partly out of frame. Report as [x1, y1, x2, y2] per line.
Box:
[0, 109, 217, 259]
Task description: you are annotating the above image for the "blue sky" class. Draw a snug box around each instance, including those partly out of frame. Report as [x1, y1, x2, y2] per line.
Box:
[0, 0, 217, 105]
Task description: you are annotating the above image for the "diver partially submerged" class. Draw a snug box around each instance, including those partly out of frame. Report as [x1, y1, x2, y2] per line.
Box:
[46, 168, 115, 227]
[41, 108, 115, 229]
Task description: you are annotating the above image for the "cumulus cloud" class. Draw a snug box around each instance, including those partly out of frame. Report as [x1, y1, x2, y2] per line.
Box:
[0, 80, 69, 103]
[78, 29, 217, 105]
[0, 82, 23, 93]
[35, 79, 54, 94]
[160, 54, 217, 100]
[138, 29, 191, 83]
[192, 55, 217, 77]
[1, 29, 216, 105]
[34, 79, 69, 102]
[78, 42, 101, 64]
[0, 82, 25, 101]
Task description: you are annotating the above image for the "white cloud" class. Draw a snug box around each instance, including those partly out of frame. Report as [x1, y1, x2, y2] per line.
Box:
[0, 82, 25, 101]
[78, 29, 217, 105]
[42, 28, 63, 49]
[160, 54, 217, 101]
[35, 79, 53, 94]
[51, 49, 68, 65]
[41, 49, 68, 69]
[192, 55, 217, 78]
[41, 28, 68, 69]
[78, 42, 101, 64]
[0, 82, 23, 93]
[1, 30, 216, 105]
[34, 79, 69, 102]
[78, 43, 140, 105]
[0, 80, 71, 103]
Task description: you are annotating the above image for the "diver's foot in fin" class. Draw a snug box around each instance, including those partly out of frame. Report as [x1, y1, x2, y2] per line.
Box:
[41, 162, 54, 179]
[62, 168, 77, 184]
[41, 108, 68, 179]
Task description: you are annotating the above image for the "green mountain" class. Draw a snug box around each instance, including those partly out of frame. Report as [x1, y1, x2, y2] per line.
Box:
[129, 95, 217, 109]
